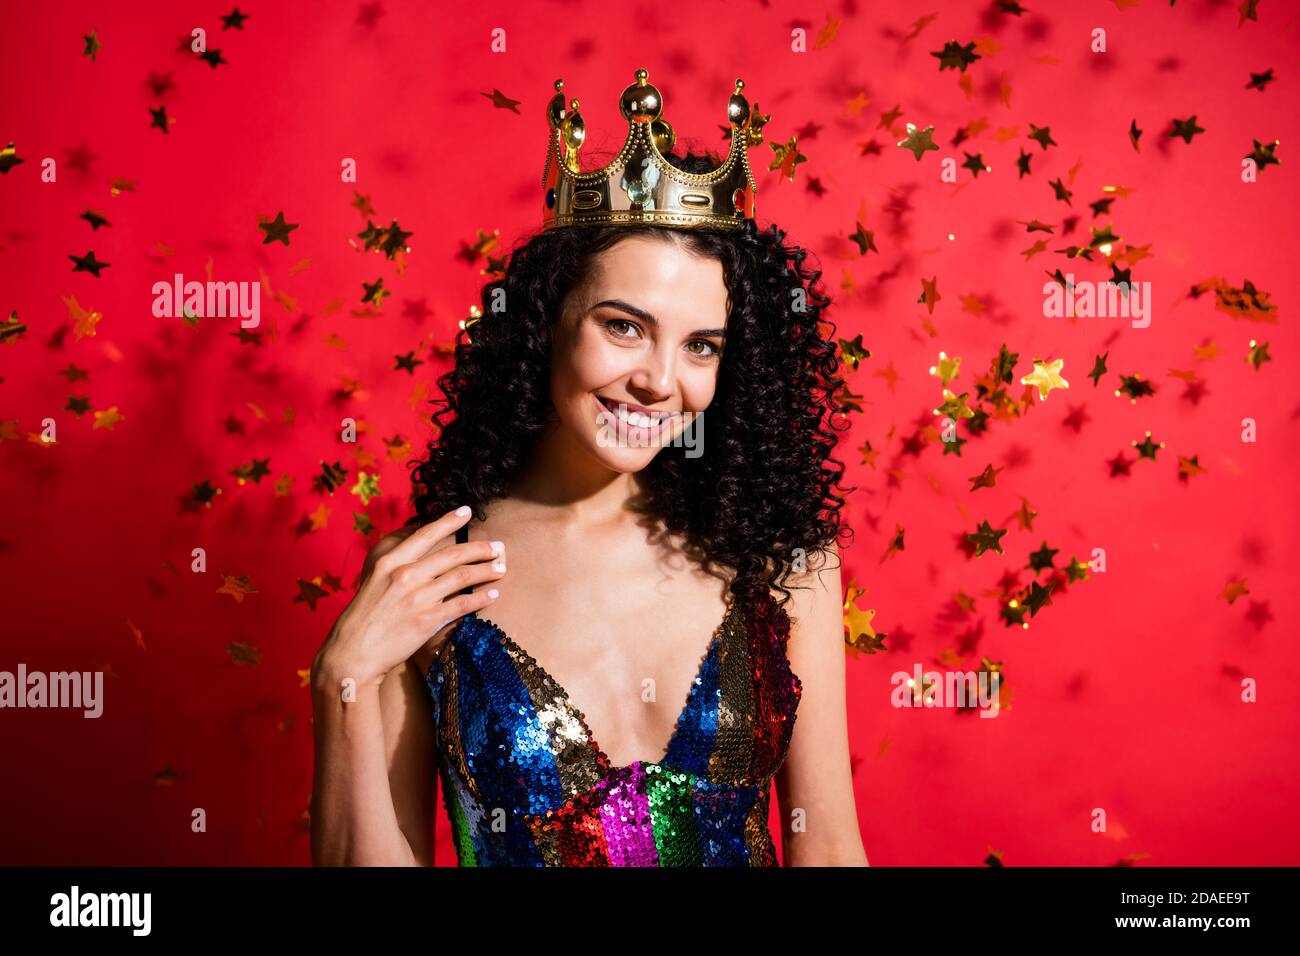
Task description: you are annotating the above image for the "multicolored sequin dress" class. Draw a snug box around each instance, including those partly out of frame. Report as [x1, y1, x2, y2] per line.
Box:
[423, 523, 803, 866]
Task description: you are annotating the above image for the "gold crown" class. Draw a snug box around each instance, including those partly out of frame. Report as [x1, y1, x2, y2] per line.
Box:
[541, 68, 766, 232]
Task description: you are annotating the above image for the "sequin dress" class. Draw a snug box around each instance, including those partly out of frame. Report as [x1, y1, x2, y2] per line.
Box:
[423, 522, 803, 866]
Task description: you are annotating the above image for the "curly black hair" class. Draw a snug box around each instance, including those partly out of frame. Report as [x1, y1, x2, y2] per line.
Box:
[406, 150, 854, 607]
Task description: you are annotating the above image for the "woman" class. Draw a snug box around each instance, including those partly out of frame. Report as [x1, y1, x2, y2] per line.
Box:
[310, 70, 867, 866]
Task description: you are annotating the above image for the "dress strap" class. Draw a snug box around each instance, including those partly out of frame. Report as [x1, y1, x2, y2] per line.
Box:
[454, 520, 473, 595]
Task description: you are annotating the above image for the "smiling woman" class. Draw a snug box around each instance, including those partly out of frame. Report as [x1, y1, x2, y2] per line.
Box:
[310, 70, 866, 868]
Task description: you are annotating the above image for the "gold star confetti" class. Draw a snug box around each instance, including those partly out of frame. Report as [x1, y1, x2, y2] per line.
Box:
[92, 405, 124, 430]
[920, 276, 941, 314]
[82, 29, 103, 61]
[843, 586, 887, 654]
[1, 310, 26, 345]
[935, 389, 975, 419]
[1246, 339, 1272, 370]
[1219, 579, 1249, 604]
[216, 573, 258, 603]
[838, 334, 872, 370]
[351, 471, 381, 505]
[293, 578, 331, 611]
[769, 135, 808, 181]
[0, 141, 25, 175]
[966, 520, 1007, 556]
[258, 211, 299, 245]
[930, 351, 961, 385]
[897, 123, 939, 161]
[1020, 358, 1069, 400]
[226, 642, 262, 667]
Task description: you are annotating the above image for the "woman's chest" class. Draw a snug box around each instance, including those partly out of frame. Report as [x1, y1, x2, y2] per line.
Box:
[477, 540, 734, 761]
[426, 588, 802, 805]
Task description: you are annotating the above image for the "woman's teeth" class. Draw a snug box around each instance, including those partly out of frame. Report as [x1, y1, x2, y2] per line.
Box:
[601, 398, 666, 428]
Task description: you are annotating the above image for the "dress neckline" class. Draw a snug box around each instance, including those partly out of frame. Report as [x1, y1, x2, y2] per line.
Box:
[433, 595, 740, 773]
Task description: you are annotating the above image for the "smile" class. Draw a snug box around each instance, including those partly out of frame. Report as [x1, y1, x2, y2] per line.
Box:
[595, 395, 676, 431]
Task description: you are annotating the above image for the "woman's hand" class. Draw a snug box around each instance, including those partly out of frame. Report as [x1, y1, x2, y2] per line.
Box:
[312, 506, 504, 689]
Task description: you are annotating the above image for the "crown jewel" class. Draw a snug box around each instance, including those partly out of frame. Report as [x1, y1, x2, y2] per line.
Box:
[542, 68, 765, 232]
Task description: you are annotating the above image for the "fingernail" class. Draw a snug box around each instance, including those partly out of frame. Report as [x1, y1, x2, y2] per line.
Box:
[455, 505, 471, 516]
[490, 540, 505, 556]
[493, 560, 506, 573]
[487, 588, 499, 599]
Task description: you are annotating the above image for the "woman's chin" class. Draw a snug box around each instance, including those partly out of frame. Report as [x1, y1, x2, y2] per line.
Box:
[586, 440, 661, 473]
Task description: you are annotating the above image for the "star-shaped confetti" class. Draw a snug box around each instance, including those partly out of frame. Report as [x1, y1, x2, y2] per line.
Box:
[1245, 138, 1280, 172]
[79, 208, 110, 230]
[1132, 431, 1164, 461]
[1021, 358, 1068, 400]
[351, 471, 381, 505]
[850, 223, 878, 255]
[1246, 339, 1271, 370]
[1, 310, 27, 345]
[897, 123, 939, 161]
[82, 30, 102, 61]
[0, 142, 24, 174]
[1246, 69, 1274, 92]
[482, 88, 522, 112]
[1168, 116, 1205, 144]
[216, 574, 259, 603]
[1027, 124, 1056, 151]
[931, 40, 981, 72]
[838, 334, 872, 371]
[920, 276, 941, 314]
[961, 152, 989, 177]
[930, 351, 961, 386]
[969, 464, 1002, 491]
[769, 136, 808, 181]
[259, 211, 299, 245]
[92, 406, 124, 430]
[361, 277, 389, 306]
[966, 520, 1007, 557]
[69, 250, 110, 277]
[149, 105, 173, 134]
[61, 294, 103, 339]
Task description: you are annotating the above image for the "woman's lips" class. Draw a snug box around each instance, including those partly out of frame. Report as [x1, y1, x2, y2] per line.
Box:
[595, 395, 674, 438]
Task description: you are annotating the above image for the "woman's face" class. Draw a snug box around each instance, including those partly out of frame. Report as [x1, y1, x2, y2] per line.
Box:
[549, 234, 730, 473]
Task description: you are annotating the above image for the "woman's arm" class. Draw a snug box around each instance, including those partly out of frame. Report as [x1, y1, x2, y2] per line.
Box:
[310, 531, 432, 866]
[310, 656, 435, 866]
[774, 539, 870, 866]
[309, 514, 505, 866]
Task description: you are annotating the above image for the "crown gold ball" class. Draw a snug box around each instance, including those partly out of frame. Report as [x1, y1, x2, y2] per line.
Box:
[546, 80, 567, 127]
[541, 67, 762, 232]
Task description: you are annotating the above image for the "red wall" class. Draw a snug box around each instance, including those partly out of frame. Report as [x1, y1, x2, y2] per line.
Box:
[1, 0, 1297, 865]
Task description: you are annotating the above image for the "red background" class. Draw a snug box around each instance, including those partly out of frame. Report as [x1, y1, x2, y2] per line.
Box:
[1, 0, 1297, 866]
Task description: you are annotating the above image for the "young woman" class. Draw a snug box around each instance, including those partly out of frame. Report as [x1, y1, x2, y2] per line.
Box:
[310, 71, 867, 866]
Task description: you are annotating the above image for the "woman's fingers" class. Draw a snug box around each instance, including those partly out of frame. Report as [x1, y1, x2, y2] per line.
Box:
[388, 539, 503, 592]
[405, 553, 507, 611]
[374, 506, 474, 573]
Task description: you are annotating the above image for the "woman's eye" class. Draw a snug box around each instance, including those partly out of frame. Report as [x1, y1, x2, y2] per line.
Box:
[686, 339, 721, 358]
[604, 319, 639, 339]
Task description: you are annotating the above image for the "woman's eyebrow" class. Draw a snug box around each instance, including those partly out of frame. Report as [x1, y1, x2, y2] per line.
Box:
[591, 298, 726, 338]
